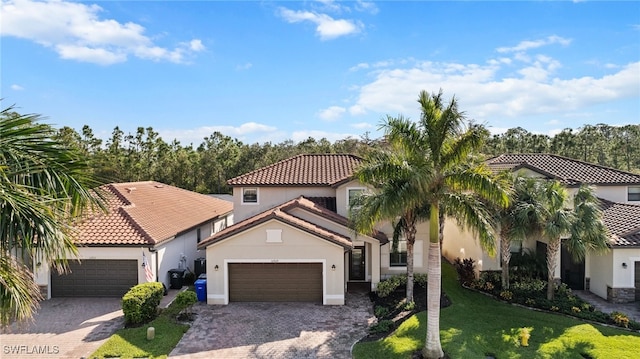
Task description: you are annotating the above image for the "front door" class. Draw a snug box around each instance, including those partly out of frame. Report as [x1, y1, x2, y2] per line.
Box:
[349, 246, 366, 280]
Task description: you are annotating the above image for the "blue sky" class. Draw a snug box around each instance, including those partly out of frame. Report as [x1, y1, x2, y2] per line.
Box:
[2, 0, 639, 146]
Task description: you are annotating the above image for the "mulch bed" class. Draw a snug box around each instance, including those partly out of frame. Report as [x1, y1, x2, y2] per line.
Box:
[358, 282, 451, 343]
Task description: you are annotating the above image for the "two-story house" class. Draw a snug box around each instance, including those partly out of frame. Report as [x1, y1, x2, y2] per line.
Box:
[442, 154, 640, 303]
[198, 154, 434, 305]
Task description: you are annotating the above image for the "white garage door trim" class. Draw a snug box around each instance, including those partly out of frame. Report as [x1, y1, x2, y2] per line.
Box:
[219, 259, 328, 305]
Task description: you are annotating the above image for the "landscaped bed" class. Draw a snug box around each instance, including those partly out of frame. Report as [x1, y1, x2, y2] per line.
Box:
[353, 261, 640, 359]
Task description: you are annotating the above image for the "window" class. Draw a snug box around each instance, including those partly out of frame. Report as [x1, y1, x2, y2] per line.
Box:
[242, 188, 258, 204]
[390, 239, 408, 267]
[196, 228, 202, 243]
[347, 188, 365, 208]
[629, 186, 640, 202]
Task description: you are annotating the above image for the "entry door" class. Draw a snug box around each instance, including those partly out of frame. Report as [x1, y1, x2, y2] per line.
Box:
[349, 246, 366, 280]
[635, 262, 640, 301]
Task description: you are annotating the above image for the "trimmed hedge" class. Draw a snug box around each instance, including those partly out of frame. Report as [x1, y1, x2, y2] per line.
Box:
[122, 282, 164, 325]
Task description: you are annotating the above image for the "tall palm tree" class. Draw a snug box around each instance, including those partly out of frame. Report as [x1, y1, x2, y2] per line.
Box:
[352, 90, 508, 358]
[0, 106, 104, 326]
[350, 123, 432, 304]
[415, 90, 508, 359]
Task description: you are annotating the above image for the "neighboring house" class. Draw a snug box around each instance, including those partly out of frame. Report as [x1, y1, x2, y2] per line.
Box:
[33, 181, 233, 299]
[198, 154, 432, 305]
[442, 153, 640, 303]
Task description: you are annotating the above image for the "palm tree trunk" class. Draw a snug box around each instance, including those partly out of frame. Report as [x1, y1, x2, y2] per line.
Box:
[500, 236, 511, 290]
[546, 238, 561, 300]
[423, 241, 444, 359]
[406, 237, 415, 304]
[423, 205, 444, 359]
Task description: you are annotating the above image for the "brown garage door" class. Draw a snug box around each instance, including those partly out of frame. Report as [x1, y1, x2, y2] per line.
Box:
[51, 259, 138, 297]
[229, 263, 322, 302]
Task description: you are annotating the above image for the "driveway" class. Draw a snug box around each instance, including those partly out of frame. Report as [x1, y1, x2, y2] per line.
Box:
[169, 293, 375, 359]
[1, 298, 124, 359]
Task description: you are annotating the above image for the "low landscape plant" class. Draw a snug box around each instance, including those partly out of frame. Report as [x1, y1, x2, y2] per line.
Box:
[122, 282, 164, 325]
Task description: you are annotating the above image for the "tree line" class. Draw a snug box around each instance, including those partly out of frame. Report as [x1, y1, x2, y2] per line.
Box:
[51, 122, 640, 194]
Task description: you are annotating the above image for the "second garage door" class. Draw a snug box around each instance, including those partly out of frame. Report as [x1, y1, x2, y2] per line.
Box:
[51, 259, 138, 297]
[229, 263, 322, 302]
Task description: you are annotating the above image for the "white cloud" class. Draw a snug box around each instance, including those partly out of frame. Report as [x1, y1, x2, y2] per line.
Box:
[1, 0, 205, 65]
[317, 106, 346, 121]
[496, 35, 571, 53]
[159, 122, 277, 145]
[345, 54, 640, 124]
[236, 62, 253, 71]
[351, 122, 374, 129]
[10, 84, 24, 91]
[278, 7, 362, 40]
[355, 1, 379, 14]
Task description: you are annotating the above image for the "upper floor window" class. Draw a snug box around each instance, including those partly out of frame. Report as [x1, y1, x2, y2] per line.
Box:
[629, 186, 640, 201]
[196, 228, 202, 243]
[347, 187, 366, 208]
[390, 239, 408, 267]
[242, 188, 258, 204]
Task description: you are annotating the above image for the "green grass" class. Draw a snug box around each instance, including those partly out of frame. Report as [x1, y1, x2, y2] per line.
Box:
[353, 262, 640, 359]
[90, 303, 190, 359]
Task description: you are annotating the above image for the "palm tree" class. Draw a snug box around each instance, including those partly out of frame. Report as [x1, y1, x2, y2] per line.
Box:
[352, 90, 508, 358]
[496, 176, 546, 289]
[350, 124, 432, 304]
[0, 106, 103, 326]
[416, 90, 508, 359]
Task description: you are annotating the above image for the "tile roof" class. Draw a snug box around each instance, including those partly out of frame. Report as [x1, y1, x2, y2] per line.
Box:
[227, 154, 362, 187]
[75, 181, 233, 246]
[599, 199, 640, 247]
[486, 154, 640, 186]
[198, 196, 388, 249]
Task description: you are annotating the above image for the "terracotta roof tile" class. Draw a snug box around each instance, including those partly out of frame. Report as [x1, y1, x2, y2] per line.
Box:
[75, 181, 233, 246]
[227, 154, 362, 187]
[198, 196, 388, 249]
[486, 154, 640, 185]
[599, 199, 640, 247]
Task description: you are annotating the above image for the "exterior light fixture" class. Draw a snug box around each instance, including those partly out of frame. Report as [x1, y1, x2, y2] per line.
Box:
[331, 264, 336, 271]
[214, 265, 219, 271]
[622, 262, 628, 269]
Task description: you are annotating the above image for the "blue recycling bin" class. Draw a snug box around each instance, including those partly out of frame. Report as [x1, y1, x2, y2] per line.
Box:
[194, 279, 207, 302]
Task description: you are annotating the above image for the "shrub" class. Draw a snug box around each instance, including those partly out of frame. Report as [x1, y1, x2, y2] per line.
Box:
[376, 275, 407, 298]
[403, 301, 415, 311]
[414, 273, 428, 287]
[571, 306, 581, 313]
[611, 311, 630, 328]
[374, 306, 390, 318]
[453, 257, 476, 286]
[499, 290, 513, 301]
[122, 282, 164, 325]
[369, 319, 394, 334]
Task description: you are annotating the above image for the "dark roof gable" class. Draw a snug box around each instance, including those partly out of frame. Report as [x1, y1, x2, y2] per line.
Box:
[486, 153, 640, 186]
[227, 154, 362, 187]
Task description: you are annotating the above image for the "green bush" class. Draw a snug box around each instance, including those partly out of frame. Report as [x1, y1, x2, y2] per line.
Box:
[376, 275, 407, 298]
[122, 282, 164, 325]
[374, 305, 389, 318]
[453, 257, 476, 286]
[369, 319, 394, 334]
[414, 273, 428, 286]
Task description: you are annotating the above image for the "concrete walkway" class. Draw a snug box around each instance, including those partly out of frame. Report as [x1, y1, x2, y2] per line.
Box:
[169, 293, 376, 359]
[574, 290, 640, 322]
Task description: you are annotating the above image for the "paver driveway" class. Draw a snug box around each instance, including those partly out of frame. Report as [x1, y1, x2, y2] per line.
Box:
[1, 297, 124, 359]
[169, 293, 375, 359]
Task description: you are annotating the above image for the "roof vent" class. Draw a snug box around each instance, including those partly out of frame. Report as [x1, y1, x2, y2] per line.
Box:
[155, 184, 164, 188]
[126, 187, 137, 193]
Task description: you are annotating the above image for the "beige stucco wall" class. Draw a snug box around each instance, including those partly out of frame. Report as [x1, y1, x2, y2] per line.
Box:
[205, 219, 346, 305]
[233, 186, 335, 221]
[442, 218, 499, 273]
[379, 220, 429, 277]
[587, 250, 614, 300]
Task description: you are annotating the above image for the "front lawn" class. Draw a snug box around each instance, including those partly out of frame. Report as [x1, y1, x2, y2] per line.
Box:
[353, 262, 640, 359]
[90, 291, 193, 359]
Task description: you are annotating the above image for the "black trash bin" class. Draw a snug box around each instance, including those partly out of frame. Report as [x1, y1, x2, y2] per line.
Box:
[194, 257, 206, 278]
[168, 268, 186, 289]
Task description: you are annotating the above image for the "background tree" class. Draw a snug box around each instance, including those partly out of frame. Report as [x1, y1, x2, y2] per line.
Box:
[0, 106, 104, 326]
